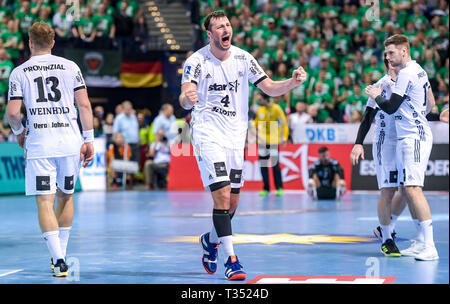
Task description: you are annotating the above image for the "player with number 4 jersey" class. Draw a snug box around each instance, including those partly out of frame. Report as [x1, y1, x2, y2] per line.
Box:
[6, 22, 95, 276]
[179, 10, 307, 281]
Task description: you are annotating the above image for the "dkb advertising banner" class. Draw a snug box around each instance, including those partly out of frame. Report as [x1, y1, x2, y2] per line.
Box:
[351, 144, 449, 191]
[0, 143, 83, 195]
[0, 143, 25, 194]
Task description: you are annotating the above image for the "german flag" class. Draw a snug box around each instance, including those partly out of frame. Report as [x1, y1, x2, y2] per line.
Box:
[120, 61, 162, 88]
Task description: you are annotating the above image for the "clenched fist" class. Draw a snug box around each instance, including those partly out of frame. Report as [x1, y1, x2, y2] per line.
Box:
[180, 83, 198, 110]
[185, 88, 198, 105]
[292, 66, 307, 85]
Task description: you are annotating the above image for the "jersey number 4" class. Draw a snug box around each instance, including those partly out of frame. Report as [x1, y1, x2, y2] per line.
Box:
[220, 95, 230, 107]
[34, 76, 62, 103]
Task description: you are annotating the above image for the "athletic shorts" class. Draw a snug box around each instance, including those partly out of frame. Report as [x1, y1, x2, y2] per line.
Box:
[372, 141, 399, 189]
[396, 137, 432, 187]
[25, 155, 81, 196]
[193, 141, 245, 191]
[317, 186, 336, 199]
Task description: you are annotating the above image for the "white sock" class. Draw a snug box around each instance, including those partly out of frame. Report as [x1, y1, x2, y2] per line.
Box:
[219, 235, 235, 262]
[413, 219, 425, 242]
[419, 219, 434, 247]
[389, 214, 398, 232]
[381, 225, 391, 243]
[43, 231, 64, 262]
[209, 225, 219, 244]
[59, 226, 72, 258]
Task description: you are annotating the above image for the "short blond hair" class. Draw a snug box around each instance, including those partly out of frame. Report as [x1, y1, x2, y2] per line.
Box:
[384, 34, 410, 51]
[29, 21, 54, 50]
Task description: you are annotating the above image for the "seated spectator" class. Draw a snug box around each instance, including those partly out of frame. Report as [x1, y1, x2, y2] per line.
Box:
[152, 103, 178, 145]
[307, 146, 346, 200]
[93, 116, 104, 137]
[107, 132, 132, 189]
[113, 100, 140, 165]
[144, 130, 171, 190]
[103, 113, 115, 145]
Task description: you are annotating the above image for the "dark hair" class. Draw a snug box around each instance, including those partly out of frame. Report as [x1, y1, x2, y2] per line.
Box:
[318, 146, 328, 154]
[259, 91, 270, 101]
[203, 10, 226, 31]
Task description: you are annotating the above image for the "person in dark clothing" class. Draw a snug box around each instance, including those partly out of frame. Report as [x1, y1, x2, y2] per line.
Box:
[115, 1, 134, 52]
[307, 146, 346, 199]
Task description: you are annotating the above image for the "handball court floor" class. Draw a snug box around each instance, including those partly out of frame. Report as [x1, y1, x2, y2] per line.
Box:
[0, 190, 448, 284]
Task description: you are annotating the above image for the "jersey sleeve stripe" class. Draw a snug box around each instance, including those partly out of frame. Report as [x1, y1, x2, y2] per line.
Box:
[253, 75, 268, 87]
[9, 96, 23, 100]
[74, 85, 86, 91]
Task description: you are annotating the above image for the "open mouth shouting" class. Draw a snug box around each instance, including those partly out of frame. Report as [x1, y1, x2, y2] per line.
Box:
[221, 34, 231, 47]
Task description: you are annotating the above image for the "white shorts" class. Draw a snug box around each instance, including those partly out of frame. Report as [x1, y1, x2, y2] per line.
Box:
[396, 138, 432, 187]
[372, 141, 399, 189]
[193, 142, 245, 190]
[25, 155, 81, 196]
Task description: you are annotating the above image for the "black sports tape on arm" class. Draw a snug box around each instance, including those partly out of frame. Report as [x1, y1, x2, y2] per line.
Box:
[375, 93, 405, 115]
[355, 107, 377, 145]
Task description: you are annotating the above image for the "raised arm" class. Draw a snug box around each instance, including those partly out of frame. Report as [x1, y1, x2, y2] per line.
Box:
[257, 66, 307, 97]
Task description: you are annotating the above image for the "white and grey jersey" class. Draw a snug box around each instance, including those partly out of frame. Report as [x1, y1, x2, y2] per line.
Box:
[8, 54, 85, 159]
[181, 45, 267, 149]
[391, 60, 432, 142]
[366, 74, 397, 144]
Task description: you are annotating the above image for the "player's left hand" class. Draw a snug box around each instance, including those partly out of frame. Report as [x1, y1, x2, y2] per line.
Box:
[80, 142, 95, 168]
[350, 144, 364, 166]
[17, 128, 26, 148]
[292, 66, 307, 85]
[364, 85, 382, 99]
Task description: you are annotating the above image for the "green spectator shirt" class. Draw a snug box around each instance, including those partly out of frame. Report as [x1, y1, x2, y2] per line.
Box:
[263, 29, 282, 49]
[35, 17, 52, 27]
[437, 66, 449, 86]
[299, 17, 319, 31]
[330, 34, 352, 54]
[76, 17, 97, 36]
[0, 6, 11, 21]
[15, 10, 35, 35]
[117, 0, 140, 18]
[0, 58, 14, 95]
[1, 31, 22, 59]
[92, 14, 114, 37]
[410, 45, 424, 61]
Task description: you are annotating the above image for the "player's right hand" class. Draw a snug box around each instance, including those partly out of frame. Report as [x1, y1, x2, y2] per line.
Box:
[350, 144, 364, 166]
[17, 128, 26, 148]
[80, 142, 95, 168]
[185, 88, 198, 106]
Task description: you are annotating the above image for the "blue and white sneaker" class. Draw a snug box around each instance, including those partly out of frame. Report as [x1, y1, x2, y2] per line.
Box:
[224, 255, 246, 281]
[200, 232, 220, 274]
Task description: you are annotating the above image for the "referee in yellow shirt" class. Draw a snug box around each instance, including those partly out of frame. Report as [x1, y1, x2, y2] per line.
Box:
[254, 92, 289, 196]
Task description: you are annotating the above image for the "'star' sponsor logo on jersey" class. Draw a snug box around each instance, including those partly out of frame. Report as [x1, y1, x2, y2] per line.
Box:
[208, 80, 240, 92]
[208, 83, 227, 91]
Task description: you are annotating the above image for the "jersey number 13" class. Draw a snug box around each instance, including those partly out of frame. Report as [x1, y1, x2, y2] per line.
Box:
[34, 76, 62, 103]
